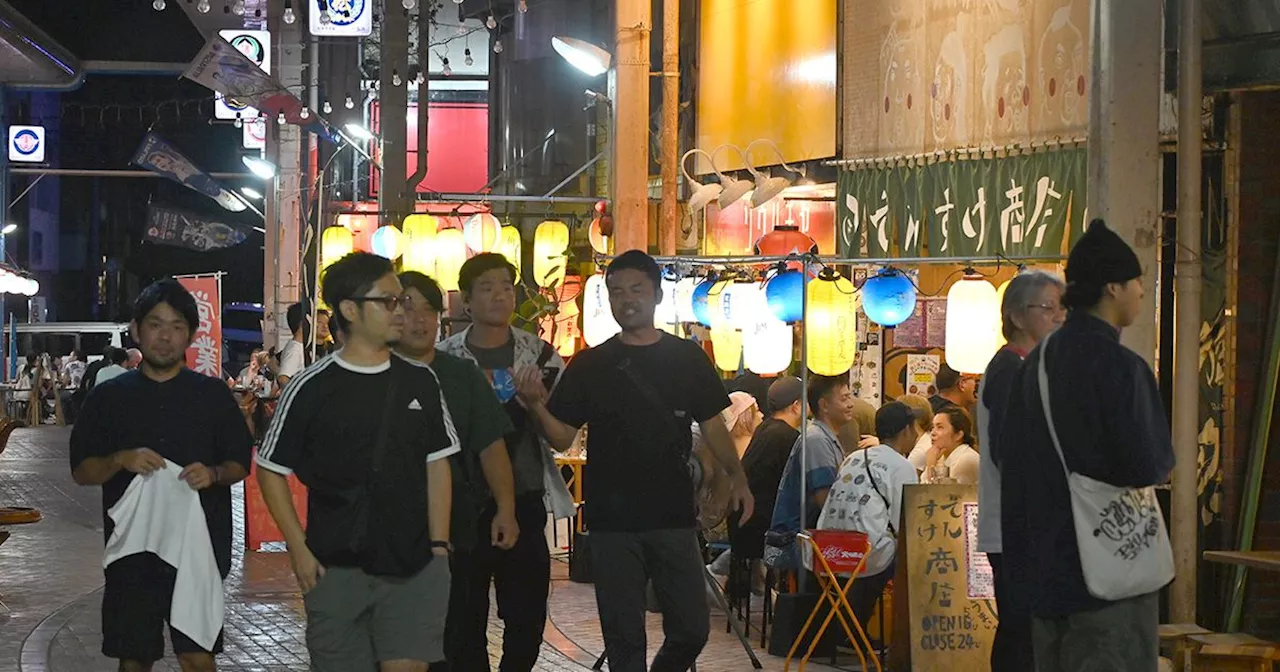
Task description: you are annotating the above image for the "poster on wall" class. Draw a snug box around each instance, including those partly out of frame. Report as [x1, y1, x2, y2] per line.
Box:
[175, 275, 222, 378]
[905, 354, 940, 397]
[964, 503, 995, 600]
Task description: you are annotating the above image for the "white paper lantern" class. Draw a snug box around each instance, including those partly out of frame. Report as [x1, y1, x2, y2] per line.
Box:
[722, 281, 767, 331]
[655, 277, 678, 328]
[583, 273, 621, 347]
[463, 213, 502, 253]
[25, 278, 38, 296]
[370, 225, 403, 260]
[674, 277, 700, 323]
[945, 275, 1001, 374]
[744, 317, 793, 375]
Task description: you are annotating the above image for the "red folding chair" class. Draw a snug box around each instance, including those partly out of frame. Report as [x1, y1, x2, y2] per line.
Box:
[784, 529, 882, 672]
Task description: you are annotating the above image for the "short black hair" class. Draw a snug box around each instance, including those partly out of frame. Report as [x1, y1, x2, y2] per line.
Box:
[935, 364, 960, 391]
[109, 348, 128, 365]
[806, 374, 849, 414]
[286, 303, 305, 334]
[606, 250, 661, 291]
[1063, 281, 1106, 312]
[134, 278, 200, 341]
[321, 252, 395, 332]
[458, 253, 517, 296]
[399, 271, 445, 312]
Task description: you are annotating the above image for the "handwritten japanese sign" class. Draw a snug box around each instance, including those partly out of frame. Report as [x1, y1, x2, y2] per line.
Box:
[176, 276, 223, 378]
[839, 148, 1086, 259]
[894, 484, 996, 671]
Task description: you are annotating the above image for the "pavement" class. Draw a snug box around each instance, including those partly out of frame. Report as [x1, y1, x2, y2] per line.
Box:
[0, 426, 850, 671]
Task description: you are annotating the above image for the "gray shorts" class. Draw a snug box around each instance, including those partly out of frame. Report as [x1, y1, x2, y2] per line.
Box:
[1031, 591, 1159, 672]
[304, 558, 450, 670]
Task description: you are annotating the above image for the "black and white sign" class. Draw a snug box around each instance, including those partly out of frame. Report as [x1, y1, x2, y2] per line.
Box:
[310, 0, 372, 37]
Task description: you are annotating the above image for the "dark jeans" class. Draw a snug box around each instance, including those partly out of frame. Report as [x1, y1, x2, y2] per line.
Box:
[988, 552, 1034, 672]
[845, 564, 894, 630]
[440, 493, 550, 672]
[591, 528, 710, 672]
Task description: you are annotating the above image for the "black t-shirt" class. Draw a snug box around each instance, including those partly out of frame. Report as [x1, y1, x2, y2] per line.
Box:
[548, 333, 729, 532]
[69, 368, 254, 578]
[256, 353, 460, 577]
[738, 417, 800, 536]
[469, 339, 545, 496]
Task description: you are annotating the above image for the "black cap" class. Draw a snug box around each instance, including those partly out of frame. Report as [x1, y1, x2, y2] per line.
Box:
[767, 376, 803, 413]
[1066, 219, 1143, 288]
[875, 401, 919, 440]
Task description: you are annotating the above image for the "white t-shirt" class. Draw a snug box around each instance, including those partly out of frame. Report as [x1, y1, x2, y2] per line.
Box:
[921, 444, 980, 485]
[817, 446, 918, 577]
[277, 340, 305, 379]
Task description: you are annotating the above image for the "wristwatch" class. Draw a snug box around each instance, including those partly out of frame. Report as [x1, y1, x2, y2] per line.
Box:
[430, 540, 452, 554]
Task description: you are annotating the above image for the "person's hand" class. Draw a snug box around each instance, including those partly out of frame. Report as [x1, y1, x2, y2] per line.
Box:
[491, 508, 520, 550]
[730, 472, 755, 526]
[925, 443, 943, 468]
[290, 546, 325, 594]
[858, 435, 879, 450]
[514, 366, 550, 408]
[114, 448, 166, 475]
[179, 463, 218, 490]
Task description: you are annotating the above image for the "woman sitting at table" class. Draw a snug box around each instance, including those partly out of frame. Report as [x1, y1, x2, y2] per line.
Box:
[238, 349, 273, 396]
[921, 406, 980, 485]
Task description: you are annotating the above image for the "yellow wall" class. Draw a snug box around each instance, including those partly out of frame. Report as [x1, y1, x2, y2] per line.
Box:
[696, 0, 838, 174]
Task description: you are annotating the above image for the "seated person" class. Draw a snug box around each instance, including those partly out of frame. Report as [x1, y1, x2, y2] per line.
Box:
[817, 402, 921, 625]
[921, 406, 980, 485]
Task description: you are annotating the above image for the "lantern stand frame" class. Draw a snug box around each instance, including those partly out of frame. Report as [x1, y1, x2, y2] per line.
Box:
[594, 250, 1067, 585]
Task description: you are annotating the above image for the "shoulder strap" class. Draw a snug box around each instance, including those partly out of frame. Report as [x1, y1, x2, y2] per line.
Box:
[536, 340, 555, 368]
[370, 363, 399, 473]
[616, 356, 688, 456]
[1036, 332, 1071, 474]
[861, 451, 897, 536]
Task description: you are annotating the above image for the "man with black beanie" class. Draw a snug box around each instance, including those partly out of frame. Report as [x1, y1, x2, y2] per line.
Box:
[998, 220, 1174, 672]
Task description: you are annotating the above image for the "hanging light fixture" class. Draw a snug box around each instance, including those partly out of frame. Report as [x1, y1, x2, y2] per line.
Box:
[543, 275, 583, 357]
[861, 267, 918, 327]
[583, 273, 622, 347]
[533, 220, 570, 288]
[551, 36, 612, 77]
[764, 269, 805, 323]
[654, 276, 679, 331]
[744, 317, 793, 375]
[673, 276, 700, 324]
[321, 225, 354, 271]
[806, 269, 859, 376]
[680, 149, 723, 214]
[370, 225, 404, 260]
[945, 273, 1001, 374]
[710, 145, 754, 209]
[708, 287, 743, 372]
[755, 225, 818, 258]
[434, 228, 469, 292]
[463, 213, 502, 253]
[401, 214, 438, 274]
[743, 139, 807, 208]
[498, 225, 522, 277]
[722, 281, 767, 331]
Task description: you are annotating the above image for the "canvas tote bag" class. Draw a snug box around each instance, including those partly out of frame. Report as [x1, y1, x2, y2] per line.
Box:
[1036, 333, 1175, 601]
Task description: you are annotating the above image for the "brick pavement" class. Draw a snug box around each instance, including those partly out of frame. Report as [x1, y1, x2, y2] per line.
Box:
[0, 427, 860, 671]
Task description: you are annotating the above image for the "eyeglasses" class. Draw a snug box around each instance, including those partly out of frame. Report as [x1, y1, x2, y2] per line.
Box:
[348, 295, 404, 311]
[1027, 303, 1065, 314]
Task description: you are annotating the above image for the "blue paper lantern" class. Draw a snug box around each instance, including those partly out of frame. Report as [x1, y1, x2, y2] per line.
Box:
[861, 268, 918, 327]
[691, 277, 718, 327]
[765, 270, 805, 323]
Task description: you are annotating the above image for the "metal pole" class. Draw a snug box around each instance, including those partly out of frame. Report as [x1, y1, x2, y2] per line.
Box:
[658, 0, 679, 256]
[613, 0, 652, 253]
[1170, 0, 1202, 623]
[799, 267, 809, 540]
[8, 168, 252, 179]
[0, 85, 8, 238]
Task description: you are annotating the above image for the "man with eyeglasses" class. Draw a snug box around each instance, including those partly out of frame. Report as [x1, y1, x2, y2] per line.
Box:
[256, 252, 460, 672]
[394, 270, 521, 672]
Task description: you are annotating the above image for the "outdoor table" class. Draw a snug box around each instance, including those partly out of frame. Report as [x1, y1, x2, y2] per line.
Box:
[1203, 550, 1280, 572]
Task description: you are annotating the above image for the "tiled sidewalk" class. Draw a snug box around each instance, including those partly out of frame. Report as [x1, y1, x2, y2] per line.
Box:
[0, 427, 853, 672]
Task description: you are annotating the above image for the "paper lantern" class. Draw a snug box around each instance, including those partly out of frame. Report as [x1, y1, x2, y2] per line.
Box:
[754, 224, 818, 257]
[691, 277, 724, 327]
[589, 217, 611, 254]
[674, 277, 700, 324]
[995, 278, 1012, 349]
[337, 213, 375, 253]
[542, 275, 583, 357]
[321, 225, 354, 270]
[708, 287, 742, 372]
[744, 317, 793, 375]
[806, 270, 859, 376]
[655, 277, 678, 329]
[497, 226, 522, 277]
[722, 281, 767, 331]
[765, 270, 805, 323]
[945, 275, 1001, 374]
[583, 273, 622, 347]
[533, 220, 570, 288]
[371, 225, 403, 260]
[434, 228, 468, 292]
[24, 277, 39, 296]
[401, 214, 438, 273]
[463, 213, 502, 253]
[861, 268, 918, 327]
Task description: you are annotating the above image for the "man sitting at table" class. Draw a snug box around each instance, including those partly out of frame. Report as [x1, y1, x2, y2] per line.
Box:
[817, 402, 920, 626]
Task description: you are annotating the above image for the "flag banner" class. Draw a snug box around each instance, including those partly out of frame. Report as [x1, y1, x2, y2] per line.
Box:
[838, 147, 1086, 258]
[175, 275, 222, 378]
[132, 133, 247, 213]
[146, 205, 249, 252]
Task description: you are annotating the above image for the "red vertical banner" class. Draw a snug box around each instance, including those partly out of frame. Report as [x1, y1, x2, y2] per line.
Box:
[176, 276, 223, 377]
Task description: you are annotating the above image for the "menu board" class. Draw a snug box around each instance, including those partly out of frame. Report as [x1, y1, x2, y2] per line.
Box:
[891, 484, 997, 671]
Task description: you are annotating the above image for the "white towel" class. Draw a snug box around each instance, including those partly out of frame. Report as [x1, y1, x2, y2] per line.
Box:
[104, 459, 224, 651]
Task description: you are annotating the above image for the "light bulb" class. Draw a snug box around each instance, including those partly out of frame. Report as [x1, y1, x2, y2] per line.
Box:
[277, 111, 286, 125]
[299, 107, 310, 119]
[486, 14, 497, 29]
[415, 71, 425, 84]
[464, 48, 473, 66]
[319, 9, 331, 24]
[493, 40, 504, 54]
[196, 0, 210, 12]
[234, 116, 243, 129]
[392, 70, 402, 86]
[452, 0, 463, 3]
[283, 7, 296, 23]
[442, 58, 452, 76]
[518, 0, 527, 12]
[402, 0, 416, 7]
[345, 95, 355, 109]
[152, 0, 165, 10]
[232, 0, 244, 15]
[322, 101, 332, 114]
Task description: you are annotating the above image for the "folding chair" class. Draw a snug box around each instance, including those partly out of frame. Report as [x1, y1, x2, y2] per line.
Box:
[784, 530, 882, 672]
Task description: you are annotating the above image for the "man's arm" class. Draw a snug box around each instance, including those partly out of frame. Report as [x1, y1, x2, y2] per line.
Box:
[479, 438, 518, 548]
[527, 401, 581, 451]
[256, 468, 322, 592]
[428, 456, 452, 555]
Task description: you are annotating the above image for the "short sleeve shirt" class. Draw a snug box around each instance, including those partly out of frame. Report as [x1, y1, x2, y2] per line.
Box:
[256, 352, 461, 577]
[818, 445, 918, 576]
[69, 369, 254, 577]
[548, 334, 729, 532]
[769, 421, 845, 536]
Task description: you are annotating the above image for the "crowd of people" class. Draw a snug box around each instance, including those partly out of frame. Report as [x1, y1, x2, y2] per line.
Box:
[62, 218, 1174, 672]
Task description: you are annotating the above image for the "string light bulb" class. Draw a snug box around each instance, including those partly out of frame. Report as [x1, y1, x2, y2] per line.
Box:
[345, 95, 355, 109]
[277, 111, 286, 125]
[486, 14, 497, 29]
[283, 5, 296, 23]
[231, 0, 244, 15]
[493, 41, 504, 54]
[233, 115, 243, 129]
[153, 0, 166, 10]
[464, 48, 473, 66]
[196, 0, 210, 12]
[442, 58, 452, 77]
[518, 0, 528, 12]
[322, 101, 332, 114]
[392, 70, 403, 86]
[299, 107, 310, 119]
[402, 0, 416, 7]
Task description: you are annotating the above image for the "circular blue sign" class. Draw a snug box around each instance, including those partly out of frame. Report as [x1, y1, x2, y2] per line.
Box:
[325, 0, 367, 26]
[12, 129, 40, 156]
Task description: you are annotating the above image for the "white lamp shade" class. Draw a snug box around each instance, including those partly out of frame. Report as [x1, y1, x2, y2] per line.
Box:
[371, 225, 403, 260]
[744, 317, 793, 375]
[995, 278, 1012, 349]
[463, 213, 502, 253]
[946, 276, 1001, 374]
[674, 277, 700, 323]
[401, 214, 438, 273]
[722, 282, 767, 331]
[655, 278, 678, 328]
[583, 274, 621, 347]
[551, 36, 612, 76]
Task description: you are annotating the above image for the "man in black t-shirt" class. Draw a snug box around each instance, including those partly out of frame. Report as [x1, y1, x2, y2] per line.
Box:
[256, 253, 460, 672]
[519, 250, 755, 672]
[70, 279, 253, 671]
[734, 376, 805, 558]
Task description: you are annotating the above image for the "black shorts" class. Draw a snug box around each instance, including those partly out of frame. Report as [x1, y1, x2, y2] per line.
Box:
[102, 553, 225, 663]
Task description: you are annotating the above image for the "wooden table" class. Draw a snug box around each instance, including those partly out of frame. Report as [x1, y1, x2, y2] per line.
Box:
[555, 454, 586, 533]
[1203, 550, 1280, 572]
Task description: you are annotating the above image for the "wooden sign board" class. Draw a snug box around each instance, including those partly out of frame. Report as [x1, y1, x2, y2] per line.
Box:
[891, 484, 997, 671]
